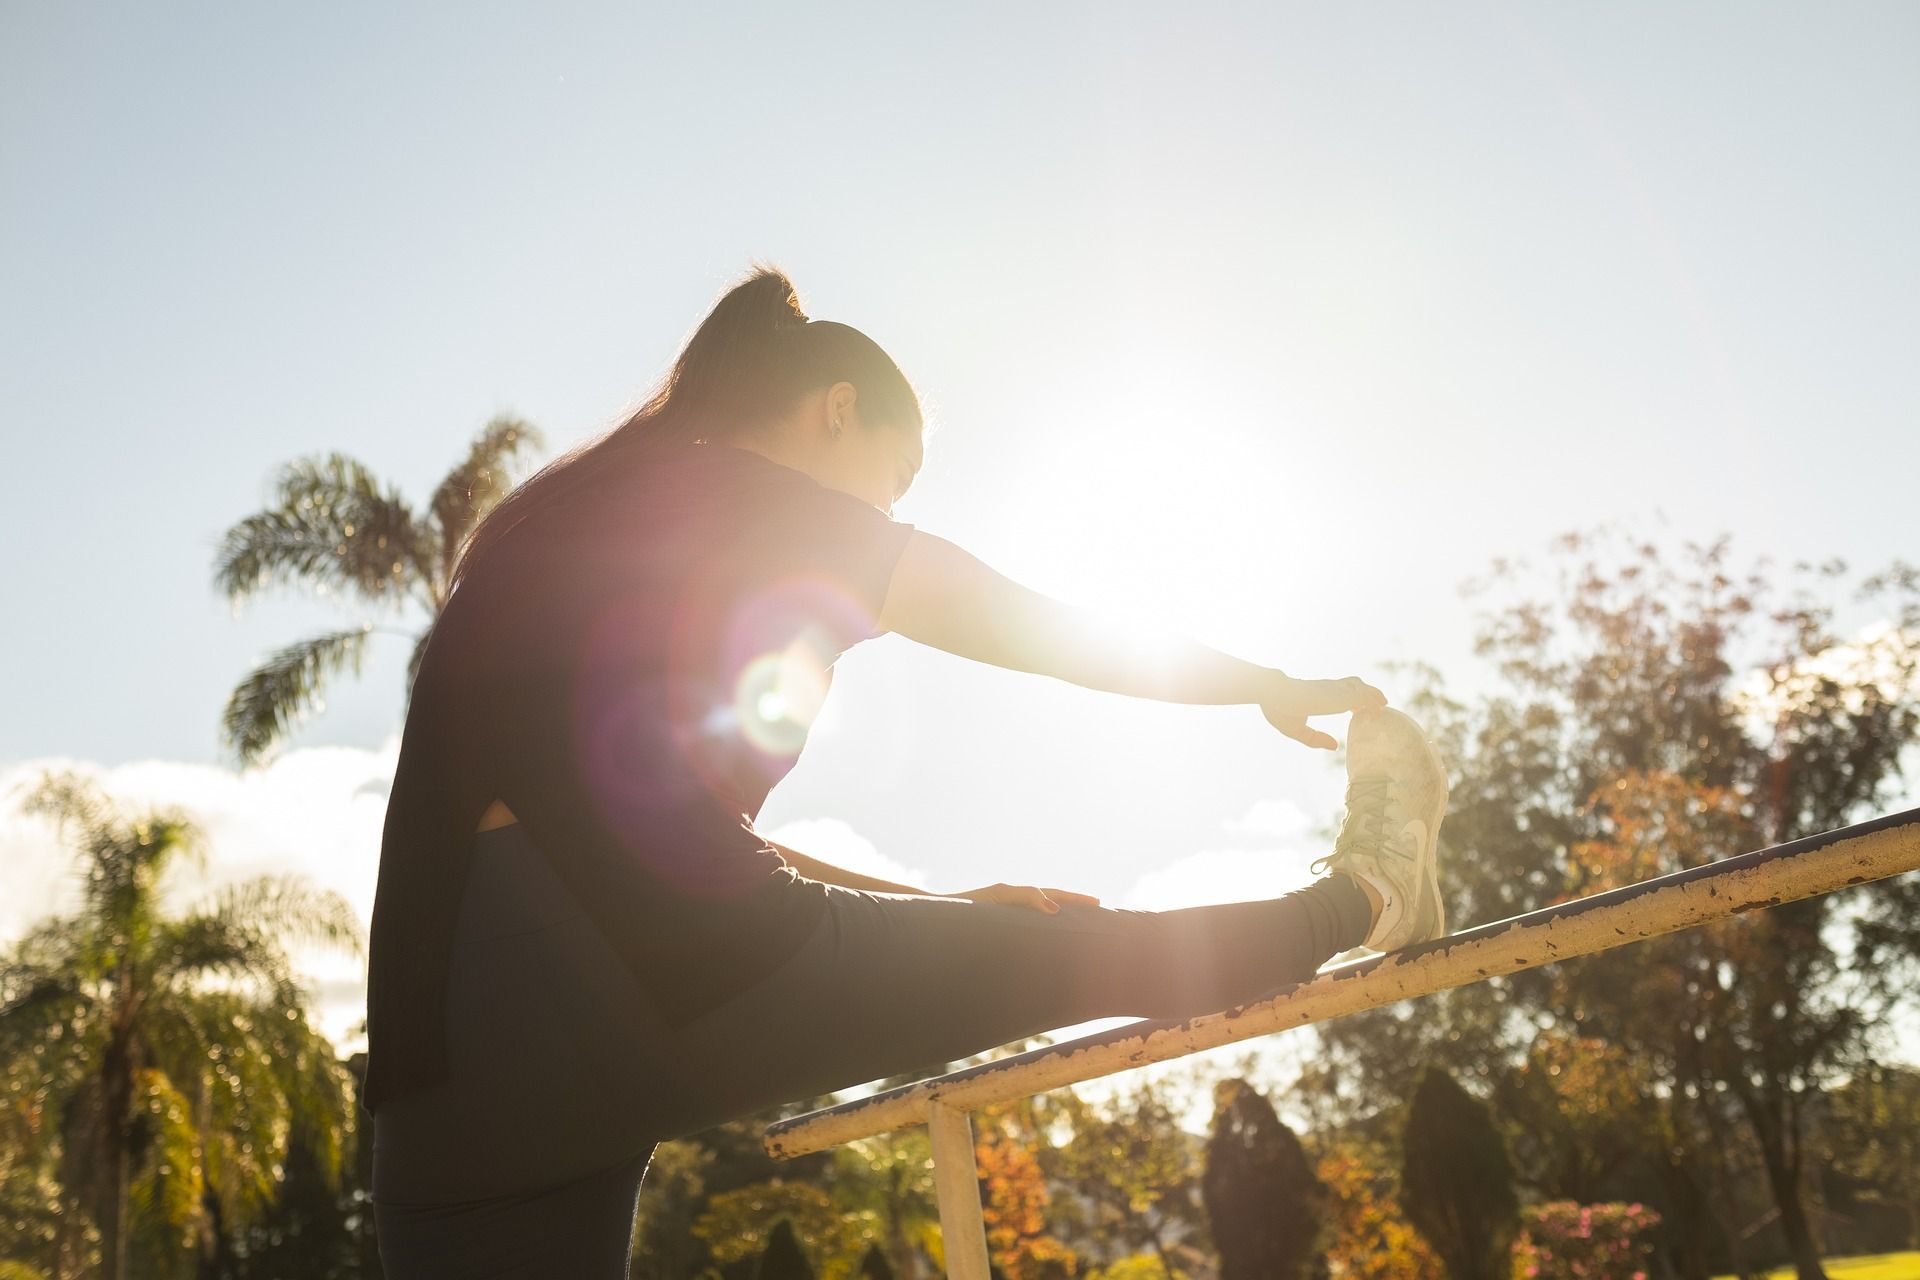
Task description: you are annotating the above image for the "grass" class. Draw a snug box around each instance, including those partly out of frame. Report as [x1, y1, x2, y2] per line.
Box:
[1710, 1254, 1920, 1280]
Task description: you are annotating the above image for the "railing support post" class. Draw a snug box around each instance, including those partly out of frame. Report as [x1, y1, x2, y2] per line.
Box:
[927, 1101, 991, 1280]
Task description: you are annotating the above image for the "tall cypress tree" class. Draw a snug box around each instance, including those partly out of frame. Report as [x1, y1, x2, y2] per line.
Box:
[1201, 1078, 1329, 1279]
[755, 1217, 815, 1280]
[1401, 1064, 1519, 1280]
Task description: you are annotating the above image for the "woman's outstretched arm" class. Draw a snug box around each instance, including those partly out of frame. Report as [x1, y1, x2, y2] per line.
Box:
[874, 530, 1387, 748]
[763, 838, 928, 895]
[760, 837, 1102, 913]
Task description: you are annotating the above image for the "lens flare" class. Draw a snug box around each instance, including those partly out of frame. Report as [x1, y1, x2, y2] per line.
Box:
[565, 567, 880, 900]
[733, 626, 835, 757]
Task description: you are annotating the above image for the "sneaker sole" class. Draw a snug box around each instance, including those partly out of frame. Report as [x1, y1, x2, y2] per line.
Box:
[1376, 716, 1450, 952]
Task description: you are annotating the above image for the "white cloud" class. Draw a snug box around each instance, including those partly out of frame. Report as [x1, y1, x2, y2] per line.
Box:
[1118, 795, 1330, 911]
[1221, 795, 1314, 841]
[0, 735, 400, 1054]
[1120, 847, 1321, 911]
[0, 754, 952, 1063]
[753, 815, 931, 892]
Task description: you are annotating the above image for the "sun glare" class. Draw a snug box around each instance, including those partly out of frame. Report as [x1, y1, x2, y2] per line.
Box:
[733, 637, 834, 757]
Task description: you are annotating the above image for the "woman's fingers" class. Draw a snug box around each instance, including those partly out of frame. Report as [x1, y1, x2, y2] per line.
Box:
[956, 882, 1101, 912]
[1273, 715, 1339, 751]
[1260, 675, 1390, 752]
[1297, 676, 1388, 714]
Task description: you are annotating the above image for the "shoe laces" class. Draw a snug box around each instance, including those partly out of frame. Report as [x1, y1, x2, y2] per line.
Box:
[1310, 775, 1394, 877]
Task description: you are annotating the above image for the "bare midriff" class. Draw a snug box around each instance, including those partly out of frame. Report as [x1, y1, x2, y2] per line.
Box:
[476, 799, 519, 833]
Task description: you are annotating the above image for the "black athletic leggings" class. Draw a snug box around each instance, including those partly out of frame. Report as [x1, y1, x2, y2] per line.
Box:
[370, 821, 1371, 1277]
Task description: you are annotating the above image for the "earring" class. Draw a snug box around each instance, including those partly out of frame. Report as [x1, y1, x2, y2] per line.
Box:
[831, 420, 842, 437]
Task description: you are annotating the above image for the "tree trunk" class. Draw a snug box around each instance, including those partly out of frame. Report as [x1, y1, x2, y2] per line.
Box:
[1745, 1100, 1827, 1280]
[1654, 1153, 1718, 1280]
[886, 1212, 919, 1280]
[1695, 1096, 1755, 1280]
[1761, 1158, 1827, 1280]
[99, 1040, 135, 1280]
[195, 1070, 218, 1277]
[103, 1140, 129, 1280]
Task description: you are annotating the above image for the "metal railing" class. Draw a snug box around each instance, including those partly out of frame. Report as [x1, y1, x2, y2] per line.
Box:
[760, 806, 1920, 1278]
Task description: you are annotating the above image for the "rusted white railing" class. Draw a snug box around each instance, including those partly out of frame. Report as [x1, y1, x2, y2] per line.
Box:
[762, 807, 1920, 1279]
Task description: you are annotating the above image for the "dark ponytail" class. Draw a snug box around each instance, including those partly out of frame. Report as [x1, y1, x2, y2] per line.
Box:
[448, 262, 922, 595]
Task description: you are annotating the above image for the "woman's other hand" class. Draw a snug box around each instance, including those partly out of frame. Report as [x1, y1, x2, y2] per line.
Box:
[1261, 672, 1389, 751]
[952, 882, 1101, 914]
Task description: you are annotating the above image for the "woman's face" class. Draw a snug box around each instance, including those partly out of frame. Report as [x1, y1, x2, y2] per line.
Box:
[812, 382, 925, 517]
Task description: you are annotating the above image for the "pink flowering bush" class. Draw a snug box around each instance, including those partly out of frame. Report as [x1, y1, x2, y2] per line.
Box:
[1510, 1201, 1661, 1280]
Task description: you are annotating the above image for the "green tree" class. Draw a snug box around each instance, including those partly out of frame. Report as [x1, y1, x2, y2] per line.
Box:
[1316, 529, 1920, 1279]
[1400, 1065, 1518, 1280]
[632, 1138, 719, 1280]
[2, 1040, 88, 1279]
[1821, 1062, 1920, 1251]
[211, 414, 544, 766]
[1201, 1078, 1327, 1280]
[691, 1179, 869, 1279]
[228, 1117, 357, 1280]
[1490, 1029, 1658, 1206]
[1048, 1075, 1203, 1277]
[827, 1132, 939, 1280]
[0, 771, 363, 1280]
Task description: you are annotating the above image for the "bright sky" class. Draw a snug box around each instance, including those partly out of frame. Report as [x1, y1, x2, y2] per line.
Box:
[4, 3, 1917, 1123]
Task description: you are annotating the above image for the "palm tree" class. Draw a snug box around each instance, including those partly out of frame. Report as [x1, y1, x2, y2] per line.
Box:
[0, 770, 364, 1280]
[211, 414, 544, 767]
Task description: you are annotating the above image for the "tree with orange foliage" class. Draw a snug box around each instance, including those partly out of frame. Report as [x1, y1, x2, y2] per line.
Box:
[1313, 1139, 1443, 1280]
[974, 1100, 1079, 1280]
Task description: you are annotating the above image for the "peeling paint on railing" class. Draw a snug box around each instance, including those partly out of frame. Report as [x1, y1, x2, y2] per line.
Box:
[765, 807, 1920, 1161]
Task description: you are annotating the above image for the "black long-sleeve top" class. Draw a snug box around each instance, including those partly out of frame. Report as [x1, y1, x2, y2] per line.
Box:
[361, 438, 917, 1114]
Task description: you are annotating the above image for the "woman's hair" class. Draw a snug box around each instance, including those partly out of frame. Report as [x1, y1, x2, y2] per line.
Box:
[448, 262, 922, 594]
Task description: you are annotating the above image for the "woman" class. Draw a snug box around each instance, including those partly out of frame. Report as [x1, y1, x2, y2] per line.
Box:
[365, 265, 1449, 1276]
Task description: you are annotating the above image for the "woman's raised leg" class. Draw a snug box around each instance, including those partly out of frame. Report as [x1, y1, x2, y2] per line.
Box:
[644, 870, 1373, 1140]
[371, 826, 1371, 1206]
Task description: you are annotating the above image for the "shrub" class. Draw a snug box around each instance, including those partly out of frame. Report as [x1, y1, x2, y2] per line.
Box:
[1509, 1201, 1662, 1280]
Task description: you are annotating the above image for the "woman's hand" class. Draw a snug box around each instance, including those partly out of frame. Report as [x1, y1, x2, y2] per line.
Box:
[951, 882, 1102, 914]
[1261, 672, 1389, 751]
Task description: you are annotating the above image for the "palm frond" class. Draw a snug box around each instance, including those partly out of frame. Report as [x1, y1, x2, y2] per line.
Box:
[195, 874, 365, 963]
[249, 982, 355, 1189]
[131, 998, 216, 1114]
[0, 915, 86, 989]
[124, 1067, 203, 1280]
[108, 998, 354, 1273]
[426, 413, 546, 590]
[211, 452, 430, 611]
[217, 626, 374, 768]
[179, 996, 292, 1219]
[8, 776, 209, 979]
[146, 914, 274, 991]
[0, 969, 91, 1070]
[6, 768, 114, 851]
[75, 814, 206, 956]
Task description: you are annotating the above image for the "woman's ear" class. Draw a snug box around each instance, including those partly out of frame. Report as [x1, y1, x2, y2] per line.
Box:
[827, 381, 860, 433]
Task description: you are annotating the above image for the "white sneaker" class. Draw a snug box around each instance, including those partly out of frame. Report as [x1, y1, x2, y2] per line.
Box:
[1311, 706, 1451, 952]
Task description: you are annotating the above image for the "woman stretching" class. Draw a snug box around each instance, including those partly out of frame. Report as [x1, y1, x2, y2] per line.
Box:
[364, 265, 1451, 1276]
